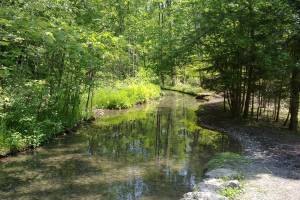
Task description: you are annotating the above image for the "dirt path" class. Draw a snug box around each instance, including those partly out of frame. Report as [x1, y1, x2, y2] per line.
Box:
[197, 99, 300, 200]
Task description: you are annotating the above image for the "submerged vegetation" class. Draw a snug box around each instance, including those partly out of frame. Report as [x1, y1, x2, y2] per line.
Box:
[206, 152, 249, 171]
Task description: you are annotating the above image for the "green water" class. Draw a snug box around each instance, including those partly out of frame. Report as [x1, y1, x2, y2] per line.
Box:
[0, 91, 241, 200]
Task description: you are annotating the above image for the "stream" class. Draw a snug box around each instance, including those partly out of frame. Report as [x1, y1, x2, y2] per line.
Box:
[0, 91, 241, 200]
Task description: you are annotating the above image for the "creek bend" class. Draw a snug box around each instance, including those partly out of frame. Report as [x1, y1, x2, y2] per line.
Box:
[0, 91, 241, 200]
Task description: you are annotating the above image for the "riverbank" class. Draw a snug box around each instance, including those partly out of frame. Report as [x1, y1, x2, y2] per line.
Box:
[182, 152, 248, 200]
[0, 91, 239, 200]
[161, 84, 205, 96]
[161, 85, 216, 102]
[0, 117, 96, 159]
[0, 83, 161, 158]
[196, 98, 300, 200]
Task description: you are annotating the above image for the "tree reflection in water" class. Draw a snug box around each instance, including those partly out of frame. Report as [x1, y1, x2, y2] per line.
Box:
[84, 92, 241, 199]
[0, 92, 241, 200]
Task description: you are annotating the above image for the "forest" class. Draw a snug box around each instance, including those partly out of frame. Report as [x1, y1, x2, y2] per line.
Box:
[0, 0, 300, 154]
[1, 0, 299, 155]
[1, 0, 300, 200]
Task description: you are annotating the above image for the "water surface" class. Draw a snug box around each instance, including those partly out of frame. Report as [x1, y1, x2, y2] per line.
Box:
[0, 91, 241, 200]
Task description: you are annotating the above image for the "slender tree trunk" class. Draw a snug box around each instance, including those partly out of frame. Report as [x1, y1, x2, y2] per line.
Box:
[198, 70, 202, 86]
[243, 66, 254, 118]
[223, 90, 226, 111]
[227, 90, 232, 112]
[160, 72, 165, 86]
[289, 68, 300, 131]
[251, 91, 255, 118]
[275, 80, 283, 122]
[273, 97, 277, 120]
[171, 66, 176, 86]
[284, 110, 290, 127]
[244, 0, 255, 118]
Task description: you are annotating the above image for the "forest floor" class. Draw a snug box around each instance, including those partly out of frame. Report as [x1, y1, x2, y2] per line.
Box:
[197, 98, 300, 200]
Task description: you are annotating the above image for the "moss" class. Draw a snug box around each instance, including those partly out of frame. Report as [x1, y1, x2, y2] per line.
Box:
[206, 152, 249, 171]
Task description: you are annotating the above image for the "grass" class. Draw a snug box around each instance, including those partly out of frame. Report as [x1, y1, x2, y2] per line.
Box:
[93, 83, 161, 109]
[0, 133, 10, 156]
[220, 186, 243, 200]
[206, 152, 250, 171]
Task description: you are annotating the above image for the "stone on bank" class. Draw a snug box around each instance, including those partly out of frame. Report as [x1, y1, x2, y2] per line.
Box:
[181, 168, 241, 200]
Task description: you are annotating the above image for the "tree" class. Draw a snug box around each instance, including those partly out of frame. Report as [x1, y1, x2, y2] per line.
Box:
[287, 0, 300, 131]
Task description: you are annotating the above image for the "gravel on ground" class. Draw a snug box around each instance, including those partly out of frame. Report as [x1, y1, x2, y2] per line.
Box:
[197, 98, 300, 200]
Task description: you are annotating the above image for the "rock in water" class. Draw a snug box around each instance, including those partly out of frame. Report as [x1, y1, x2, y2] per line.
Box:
[225, 180, 240, 188]
[205, 168, 238, 179]
[196, 178, 225, 192]
[181, 191, 228, 200]
[181, 168, 240, 200]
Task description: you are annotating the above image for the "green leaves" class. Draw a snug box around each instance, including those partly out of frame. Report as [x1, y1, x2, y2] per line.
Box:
[0, 18, 11, 27]
[43, 31, 56, 44]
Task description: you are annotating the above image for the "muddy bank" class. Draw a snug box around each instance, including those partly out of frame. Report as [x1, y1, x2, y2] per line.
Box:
[197, 99, 300, 200]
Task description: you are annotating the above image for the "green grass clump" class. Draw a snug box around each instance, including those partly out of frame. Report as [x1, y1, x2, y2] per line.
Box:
[206, 152, 249, 171]
[93, 83, 161, 109]
[220, 187, 243, 199]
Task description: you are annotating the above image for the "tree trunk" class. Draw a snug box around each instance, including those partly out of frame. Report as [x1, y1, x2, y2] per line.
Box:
[289, 68, 300, 131]
[243, 66, 254, 118]
[275, 81, 283, 122]
[251, 91, 255, 118]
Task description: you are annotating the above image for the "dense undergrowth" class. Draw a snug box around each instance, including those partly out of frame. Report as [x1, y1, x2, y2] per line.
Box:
[0, 74, 160, 156]
[0, 85, 70, 156]
[0, 84, 160, 156]
[94, 82, 160, 109]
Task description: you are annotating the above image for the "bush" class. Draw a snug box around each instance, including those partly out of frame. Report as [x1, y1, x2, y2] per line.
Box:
[0, 81, 71, 156]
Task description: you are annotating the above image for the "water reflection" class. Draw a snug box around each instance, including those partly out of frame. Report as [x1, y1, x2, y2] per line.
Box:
[0, 92, 241, 200]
